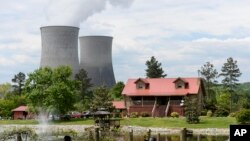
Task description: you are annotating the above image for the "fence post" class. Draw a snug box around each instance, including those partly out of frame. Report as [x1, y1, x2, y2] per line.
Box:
[129, 130, 133, 141]
[157, 133, 160, 141]
[17, 133, 22, 141]
[197, 134, 201, 141]
[95, 127, 99, 141]
[180, 128, 187, 141]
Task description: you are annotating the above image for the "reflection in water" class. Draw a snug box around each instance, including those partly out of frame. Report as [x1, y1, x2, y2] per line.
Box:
[132, 134, 229, 141]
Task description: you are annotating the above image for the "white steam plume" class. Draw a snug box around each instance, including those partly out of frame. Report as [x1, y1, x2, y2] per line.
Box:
[45, 0, 134, 27]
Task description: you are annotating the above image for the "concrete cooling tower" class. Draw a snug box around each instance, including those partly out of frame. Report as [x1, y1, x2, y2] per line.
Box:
[40, 26, 79, 76]
[79, 36, 116, 88]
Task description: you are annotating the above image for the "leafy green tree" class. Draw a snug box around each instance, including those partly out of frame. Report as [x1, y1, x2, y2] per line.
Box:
[0, 95, 28, 118]
[109, 81, 125, 100]
[145, 56, 167, 78]
[91, 87, 113, 111]
[12, 72, 26, 95]
[75, 69, 92, 101]
[184, 96, 200, 123]
[219, 57, 242, 112]
[25, 66, 78, 114]
[236, 109, 250, 124]
[215, 92, 230, 117]
[199, 62, 218, 104]
[0, 83, 11, 98]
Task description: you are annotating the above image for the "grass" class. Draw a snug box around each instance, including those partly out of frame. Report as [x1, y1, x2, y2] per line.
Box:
[121, 116, 236, 128]
[0, 118, 94, 125]
[0, 116, 237, 128]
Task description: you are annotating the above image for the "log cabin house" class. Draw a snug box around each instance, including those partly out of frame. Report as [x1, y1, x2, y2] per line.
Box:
[122, 77, 205, 117]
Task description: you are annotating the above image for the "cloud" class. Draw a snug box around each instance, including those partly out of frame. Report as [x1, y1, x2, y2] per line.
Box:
[1, 0, 250, 83]
[45, 0, 134, 26]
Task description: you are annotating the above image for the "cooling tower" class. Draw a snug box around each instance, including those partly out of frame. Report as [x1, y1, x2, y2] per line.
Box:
[79, 36, 116, 88]
[40, 26, 79, 76]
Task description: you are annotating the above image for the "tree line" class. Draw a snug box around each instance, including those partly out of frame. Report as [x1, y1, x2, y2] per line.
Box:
[0, 55, 247, 118]
[0, 66, 124, 118]
[145, 56, 246, 116]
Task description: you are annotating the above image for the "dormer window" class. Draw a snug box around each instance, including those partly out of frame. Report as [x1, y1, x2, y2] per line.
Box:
[177, 83, 183, 88]
[137, 83, 144, 89]
[134, 78, 150, 90]
[176, 81, 184, 89]
[173, 77, 189, 89]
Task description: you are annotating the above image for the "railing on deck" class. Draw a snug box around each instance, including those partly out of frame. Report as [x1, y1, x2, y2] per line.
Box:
[165, 100, 170, 116]
[170, 100, 181, 105]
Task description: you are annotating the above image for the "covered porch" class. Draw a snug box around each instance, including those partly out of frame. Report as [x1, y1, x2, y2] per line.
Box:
[126, 96, 185, 117]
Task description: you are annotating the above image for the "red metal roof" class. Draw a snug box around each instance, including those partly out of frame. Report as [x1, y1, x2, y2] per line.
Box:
[122, 77, 202, 96]
[112, 101, 126, 109]
[12, 106, 28, 112]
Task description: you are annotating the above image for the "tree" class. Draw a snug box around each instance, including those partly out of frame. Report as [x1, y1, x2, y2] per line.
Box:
[0, 83, 11, 98]
[199, 62, 218, 103]
[215, 92, 230, 117]
[0, 95, 28, 118]
[75, 69, 92, 101]
[25, 66, 78, 115]
[219, 57, 242, 112]
[109, 81, 125, 100]
[184, 96, 200, 124]
[145, 56, 167, 78]
[91, 87, 113, 111]
[12, 72, 26, 95]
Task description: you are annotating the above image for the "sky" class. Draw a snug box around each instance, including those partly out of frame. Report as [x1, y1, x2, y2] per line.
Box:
[1, 0, 250, 84]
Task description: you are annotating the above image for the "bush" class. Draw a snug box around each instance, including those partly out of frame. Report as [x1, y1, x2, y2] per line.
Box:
[141, 112, 150, 117]
[186, 113, 200, 123]
[201, 109, 208, 116]
[228, 112, 236, 117]
[130, 112, 139, 118]
[214, 108, 229, 117]
[236, 109, 250, 124]
[184, 97, 200, 124]
[170, 112, 179, 118]
[206, 110, 213, 117]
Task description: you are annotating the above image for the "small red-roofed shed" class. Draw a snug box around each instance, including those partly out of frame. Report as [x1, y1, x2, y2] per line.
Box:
[12, 106, 29, 120]
[112, 101, 127, 117]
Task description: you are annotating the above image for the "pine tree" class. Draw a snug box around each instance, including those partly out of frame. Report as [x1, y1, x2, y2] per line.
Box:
[12, 72, 26, 95]
[91, 86, 113, 111]
[199, 62, 218, 102]
[219, 57, 242, 112]
[75, 69, 92, 100]
[145, 56, 167, 78]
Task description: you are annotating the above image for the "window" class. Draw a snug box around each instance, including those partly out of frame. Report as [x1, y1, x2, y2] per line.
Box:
[136, 82, 145, 89]
[177, 84, 183, 88]
[176, 81, 184, 89]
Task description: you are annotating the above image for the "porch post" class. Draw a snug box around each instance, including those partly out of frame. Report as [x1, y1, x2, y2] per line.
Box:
[142, 96, 144, 107]
[152, 97, 157, 117]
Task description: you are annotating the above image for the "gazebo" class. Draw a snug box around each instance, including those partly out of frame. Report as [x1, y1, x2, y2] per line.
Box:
[93, 109, 120, 130]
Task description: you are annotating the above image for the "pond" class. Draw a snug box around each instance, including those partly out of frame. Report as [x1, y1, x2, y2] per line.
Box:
[0, 125, 229, 141]
[131, 134, 229, 141]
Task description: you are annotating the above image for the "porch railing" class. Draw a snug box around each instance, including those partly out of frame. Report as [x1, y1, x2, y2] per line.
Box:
[165, 100, 170, 116]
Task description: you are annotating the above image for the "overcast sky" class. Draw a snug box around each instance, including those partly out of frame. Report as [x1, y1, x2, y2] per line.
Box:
[1, 0, 250, 84]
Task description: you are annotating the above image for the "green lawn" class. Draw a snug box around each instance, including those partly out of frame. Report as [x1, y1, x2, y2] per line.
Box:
[0, 116, 237, 128]
[121, 116, 237, 128]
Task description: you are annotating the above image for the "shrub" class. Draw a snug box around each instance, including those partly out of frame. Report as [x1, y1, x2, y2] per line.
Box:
[206, 110, 213, 117]
[186, 113, 200, 124]
[130, 112, 139, 118]
[170, 112, 179, 118]
[141, 112, 150, 117]
[184, 97, 200, 124]
[201, 109, 208, 116]
[236, 109, 250, 124]
[228, 112, 236, 117]
[214, 108, 229, 117]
